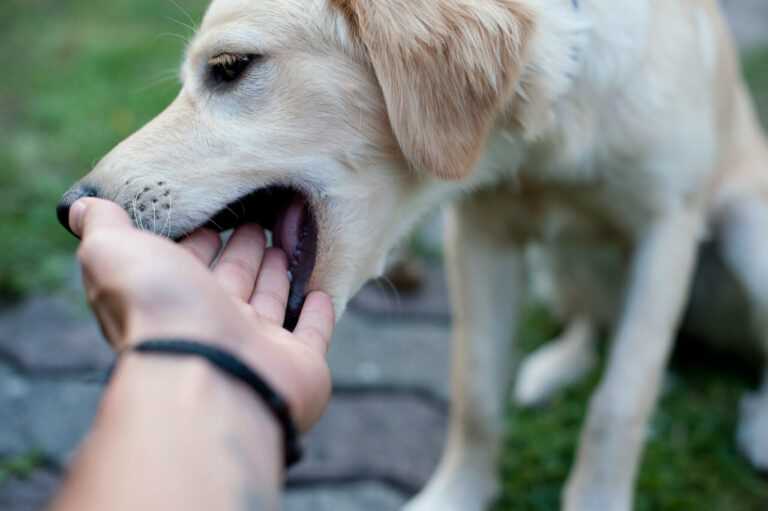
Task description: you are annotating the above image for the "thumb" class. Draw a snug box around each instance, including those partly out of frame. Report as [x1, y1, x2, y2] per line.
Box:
[294, 291, 335, 355]
[70, 198, 134, 238]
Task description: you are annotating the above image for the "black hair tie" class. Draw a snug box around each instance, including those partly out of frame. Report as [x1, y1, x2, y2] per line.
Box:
[132, 340, 302, 467]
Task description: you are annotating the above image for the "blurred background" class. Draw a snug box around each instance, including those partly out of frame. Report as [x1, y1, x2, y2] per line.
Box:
[1, 1, 767, 510]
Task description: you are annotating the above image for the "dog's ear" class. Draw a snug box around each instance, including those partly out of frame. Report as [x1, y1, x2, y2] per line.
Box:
[334, 0, 533, 180]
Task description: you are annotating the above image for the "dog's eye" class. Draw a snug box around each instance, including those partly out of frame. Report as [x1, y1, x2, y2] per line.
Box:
[208, 53, 258, 85]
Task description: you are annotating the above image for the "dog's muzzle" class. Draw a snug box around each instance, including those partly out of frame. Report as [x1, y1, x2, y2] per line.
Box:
[57, 184, 100, 236]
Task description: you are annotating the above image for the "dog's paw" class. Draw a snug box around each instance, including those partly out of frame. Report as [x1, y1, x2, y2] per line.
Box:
[514, 329, 596, 407]
[563, 481, 631, 511]
[402, 482, 496, 511]
[403, 455, 498, 511]
[737, 391, 768, 470]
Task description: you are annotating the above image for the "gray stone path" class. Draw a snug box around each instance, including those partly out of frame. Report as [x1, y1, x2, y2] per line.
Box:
[1, 5, 766, 510]
[0, 262, 452, 511]
[721, 0, 768, 51]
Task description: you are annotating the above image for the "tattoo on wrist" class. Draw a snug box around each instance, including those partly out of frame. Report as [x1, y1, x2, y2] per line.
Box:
[225, 435, 280, 511]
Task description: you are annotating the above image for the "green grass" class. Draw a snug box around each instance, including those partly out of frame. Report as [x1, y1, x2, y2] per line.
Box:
[0, 4, 767, 299]
[492, 49, 768, 509]
[0, 451, 46, 486]
[744, 48, 768, 124]
[0, 0, 209, 297]
[494, 308, 768, 511]
[1, 2, 768, 508]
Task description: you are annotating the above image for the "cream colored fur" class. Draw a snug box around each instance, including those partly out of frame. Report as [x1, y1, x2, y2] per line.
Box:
[70, 0, 768, 509]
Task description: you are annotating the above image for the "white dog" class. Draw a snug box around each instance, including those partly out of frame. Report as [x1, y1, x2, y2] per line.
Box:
[59, 0, 768, 509]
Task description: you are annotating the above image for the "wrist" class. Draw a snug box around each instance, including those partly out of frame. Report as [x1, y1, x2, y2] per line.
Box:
[58, 352, 284, 511]
[102, 353, 283, 464]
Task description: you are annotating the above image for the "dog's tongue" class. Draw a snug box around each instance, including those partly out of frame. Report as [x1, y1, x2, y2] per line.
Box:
[274, 196, 305, 261]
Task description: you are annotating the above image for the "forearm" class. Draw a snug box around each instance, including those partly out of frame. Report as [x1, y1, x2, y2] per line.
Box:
[51, 355, 283, 511]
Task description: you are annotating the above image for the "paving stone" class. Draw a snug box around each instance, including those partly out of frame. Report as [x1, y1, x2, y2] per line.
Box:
[285, 482, 406, 511]
[0, 363, 102, 463]
[0, 471, 405, 511]
[328, 311, 452, 400]
[0, 6, 763, 511]
[0, 477, 406, 511]
[0, 292, 112, 374]
[415, 211, 445, 258]
[349, 262, 450, 323]
[0, 470, 60, 511]
[289, 394, 446, 492]
[722, 0, 768, 50]
[0, 391, 442, 510]
[0, 468, 408, 511]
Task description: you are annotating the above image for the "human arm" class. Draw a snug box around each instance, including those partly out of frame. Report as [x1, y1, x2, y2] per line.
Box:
[50, 198, 335, 511]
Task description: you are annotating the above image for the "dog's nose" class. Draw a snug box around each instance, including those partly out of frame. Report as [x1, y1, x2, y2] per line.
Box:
[57, 184, 100, 236]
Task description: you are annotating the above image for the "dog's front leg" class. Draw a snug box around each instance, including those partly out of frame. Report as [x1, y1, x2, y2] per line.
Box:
[404, 199, 527, 511]
[564, 209, 703, 511]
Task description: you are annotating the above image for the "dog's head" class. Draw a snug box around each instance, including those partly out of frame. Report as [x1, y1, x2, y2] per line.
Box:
[58, 0, 534, 323]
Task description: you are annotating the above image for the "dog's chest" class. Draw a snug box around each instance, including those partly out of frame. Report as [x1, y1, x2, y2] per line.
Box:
[498, 176, 621, 242]
[503, 153, 670, 242]
[501, 118, 709, 240]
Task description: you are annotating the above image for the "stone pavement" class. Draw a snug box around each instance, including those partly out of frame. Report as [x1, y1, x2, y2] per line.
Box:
[1, 5, 767, 510]
[721, 0, 768, 51]
[0, 261, 452, 511]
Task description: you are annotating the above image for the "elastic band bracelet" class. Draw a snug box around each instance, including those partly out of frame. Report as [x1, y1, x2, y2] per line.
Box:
[132, 339, 303, 468]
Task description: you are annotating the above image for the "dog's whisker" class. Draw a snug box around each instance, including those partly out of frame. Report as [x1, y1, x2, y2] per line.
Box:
[165, 195, 174, 238]
[131, 196, 139, 230]
[225, 205, 241, 221]
[166, 0, 198, 32]
[165, 16, 196, 35]
[375, 275, 403, 311]
[207, 218, 225, 232]
[134, 72, 179, 94]
[113, 182, 128, 207]
[132, 189, 147, 232]
[159, 193, 171, 238]
[155, 32, 191, 46]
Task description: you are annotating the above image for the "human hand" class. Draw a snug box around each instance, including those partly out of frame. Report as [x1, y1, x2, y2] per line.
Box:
[69, 198, 334, 431]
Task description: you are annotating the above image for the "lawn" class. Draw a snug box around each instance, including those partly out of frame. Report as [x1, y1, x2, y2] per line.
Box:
[0, 0, 210, 297]
[1, 1, 767, 509]
[506, 48, 768, 510]
[495, 309, 768, 511]
[3, 1, 767, 298]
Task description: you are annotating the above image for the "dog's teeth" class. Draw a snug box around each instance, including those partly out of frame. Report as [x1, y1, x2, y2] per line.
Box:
[287, 270, 293, 283]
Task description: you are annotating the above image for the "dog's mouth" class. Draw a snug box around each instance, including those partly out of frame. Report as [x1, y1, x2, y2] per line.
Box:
[202, 186, 319, 331]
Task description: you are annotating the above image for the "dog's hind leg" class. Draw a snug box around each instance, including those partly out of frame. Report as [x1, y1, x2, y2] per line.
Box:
[517, 234, 626, 407]
[564, 208, 703, 511]
[404, 197, 527, 511]
[514, 317, 597, 406]
[718, 195, 768, 470]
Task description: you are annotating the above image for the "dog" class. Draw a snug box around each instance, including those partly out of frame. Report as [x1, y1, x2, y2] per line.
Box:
[58, 0, 768, 509]
[514, 227, 761, 431]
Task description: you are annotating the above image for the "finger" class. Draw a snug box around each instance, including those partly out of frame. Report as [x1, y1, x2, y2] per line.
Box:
[212, 224, 266, 301]
[70, 198, 134, 238]
[249, 248, 290, 324]
[75, 198, 151, 278]
[79, 270, 124, 350]
[180, 228, 221, 266]
[294, 291, 335, 355]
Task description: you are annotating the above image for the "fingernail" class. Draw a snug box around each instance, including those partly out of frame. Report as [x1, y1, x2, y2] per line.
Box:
[70, 200, 88, 236]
